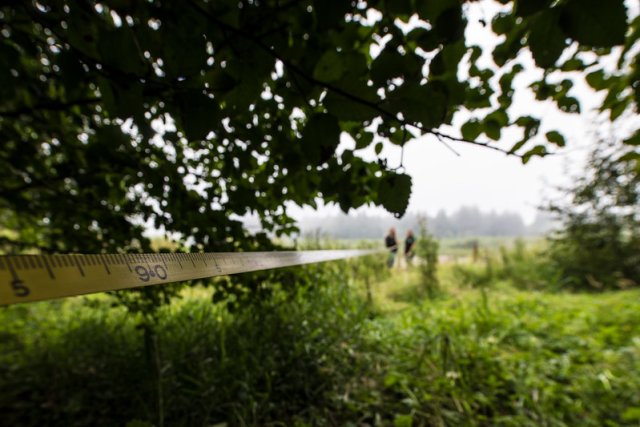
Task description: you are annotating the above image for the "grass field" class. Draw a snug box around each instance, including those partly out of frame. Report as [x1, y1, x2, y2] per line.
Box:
[1, 257, 639, 426]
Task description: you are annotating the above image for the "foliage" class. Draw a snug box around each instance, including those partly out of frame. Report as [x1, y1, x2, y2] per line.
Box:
[498, 240, 561, 290]
[415, 219, 439, 296]
[2, 257, 639, 426]
[546, 139, 640, 290]
[452, 239, 560, 290]
[371, 287, 640, 426]
[452, 256, 497, 289]
[1, 261, 370, 426]
[1, 0, 639, 261]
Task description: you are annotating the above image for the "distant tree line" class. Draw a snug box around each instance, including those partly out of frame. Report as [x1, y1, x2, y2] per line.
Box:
[297, 206, 555, 239]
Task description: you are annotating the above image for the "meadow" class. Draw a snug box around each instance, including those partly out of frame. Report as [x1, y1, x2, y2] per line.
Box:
[0, 240, 639, 426]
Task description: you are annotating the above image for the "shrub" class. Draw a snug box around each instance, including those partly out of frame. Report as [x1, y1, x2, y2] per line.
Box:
[414, 220, 439, 297]
[545, 138, 639, 290]
[452, 240, 562, 291]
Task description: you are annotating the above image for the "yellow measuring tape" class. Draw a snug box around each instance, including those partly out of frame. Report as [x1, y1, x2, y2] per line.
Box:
[0, 250, 379, 305]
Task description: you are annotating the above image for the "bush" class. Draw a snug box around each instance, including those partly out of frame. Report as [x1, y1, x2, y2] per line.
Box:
[0, 263, 371, 426]
[452, 255, 497, 288]
[452, 240, 561, 291]
[414, 221, 439, 297]
[545, 138, 639, 290]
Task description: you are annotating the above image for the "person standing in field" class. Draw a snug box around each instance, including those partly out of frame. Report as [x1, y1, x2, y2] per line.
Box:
[385, 227, 398, 268]
[404, 230, 416, 266]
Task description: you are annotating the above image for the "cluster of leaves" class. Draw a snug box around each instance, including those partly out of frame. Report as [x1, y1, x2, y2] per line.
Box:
[482, 0, 640, 162]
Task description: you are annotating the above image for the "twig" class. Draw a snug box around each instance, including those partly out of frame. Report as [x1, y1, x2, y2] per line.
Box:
[434, 133, 461, 157]
[187, 0, 522, 157]
[0, 97, 101, 118]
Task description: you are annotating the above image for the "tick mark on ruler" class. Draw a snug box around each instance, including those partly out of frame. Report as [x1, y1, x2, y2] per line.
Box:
[99, 254, 111, 274]
[42, 256, 55, 279]
[73, 257, 85, 276]
[5, 257, 30, 297]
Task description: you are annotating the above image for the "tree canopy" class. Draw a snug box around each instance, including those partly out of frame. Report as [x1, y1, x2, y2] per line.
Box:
[1, 0, 638, 255]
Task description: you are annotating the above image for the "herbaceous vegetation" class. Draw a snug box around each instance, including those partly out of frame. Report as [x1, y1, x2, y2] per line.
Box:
[1, 0, 639, 425]
[1, 254, 640, 426]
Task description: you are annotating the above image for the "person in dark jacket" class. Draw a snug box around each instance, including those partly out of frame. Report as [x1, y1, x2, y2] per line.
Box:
[385, 227, 398, 268]
[404, 230, 416, 266]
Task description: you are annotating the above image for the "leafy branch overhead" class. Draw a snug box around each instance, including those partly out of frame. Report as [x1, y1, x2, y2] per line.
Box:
[0, 0, 638, 256]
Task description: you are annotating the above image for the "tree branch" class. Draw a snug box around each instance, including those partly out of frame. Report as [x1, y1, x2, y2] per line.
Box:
[187, 0, 522, 158]
[0, 97, 101, 118]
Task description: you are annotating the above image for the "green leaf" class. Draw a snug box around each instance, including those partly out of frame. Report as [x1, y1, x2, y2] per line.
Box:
[560, 0, 628, 47]
[416, 0, 464, 42]
[374, 142, 383, 155]
[545, 130, 566, 147]
[556, 96, 580, 113]
[484, 119, 501, 141]
[393, 414, 413, 427]
[492, 26, 527, 66]
[461, 120, 481, 140]
[385, 82, 448, 129]
[528, 10, 567, 68]
[622, 407, 640, 422]
[176, 91, 221, 141]
[429, 41, 466, 77]
[586, 70, 608, 90]
[560, 57, 587, 71]
[465, 86, 493, 109]
[313, 0, 350, 29]
[340, 51, 369, 79]
[324, 77, 380, 121]
[387, 0, 413, 16]
[485, 110, 509, 127]
[515, 115, 541, 139]
[409, 28, 441, 52]
[371, 50, 422, 85]
[609, 99, 630, 121]
[313, 51, 346, 82]
[162, 18, 208, 78]
[623, 130, 640, 146]
[510, 115, 541, 153]
[205, 68, 238, 94]
[434, 6, 465, 43]
[509, 139, 527, 154]
[300, 113, 342, 165]
[98, 78, 144, 120]
[97, 27, 146, 75]
[492, 13, 515, 35]
[515, 0, 553, 17]
[371, 48, 406, 84]
[522, 144, 548, 164]
[416, 0, 458, 23]
[618, 151, 640, 163]
[378, 173, 412, 217]
[354, 131, 374, 150]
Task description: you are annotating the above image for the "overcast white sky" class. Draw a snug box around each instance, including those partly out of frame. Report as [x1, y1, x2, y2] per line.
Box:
[290, 0, 636, 225]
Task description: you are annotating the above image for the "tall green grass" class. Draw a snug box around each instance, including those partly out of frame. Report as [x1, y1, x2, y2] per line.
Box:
[1, 252, 639, 426]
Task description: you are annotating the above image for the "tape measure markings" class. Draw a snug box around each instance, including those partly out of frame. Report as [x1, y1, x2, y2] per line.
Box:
[0, 249, 380, 305]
